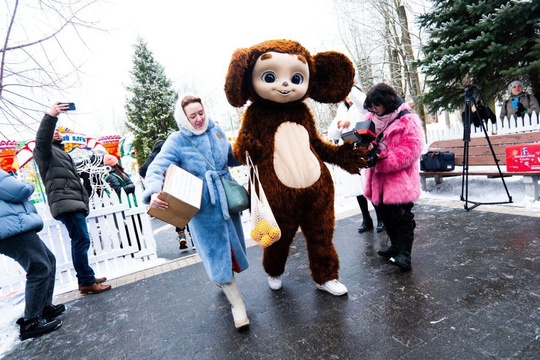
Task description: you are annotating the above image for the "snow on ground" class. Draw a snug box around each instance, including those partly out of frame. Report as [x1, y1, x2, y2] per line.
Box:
[1, 172, 538, 356]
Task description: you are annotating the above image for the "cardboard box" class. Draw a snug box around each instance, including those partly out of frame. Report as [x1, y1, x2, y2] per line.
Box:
[506, 144, 540, 172]
[147, 164, 203, 228]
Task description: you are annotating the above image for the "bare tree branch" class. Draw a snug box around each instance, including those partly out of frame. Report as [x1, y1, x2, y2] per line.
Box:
[333, 0, 427, 126]
[0, 0, 102, 140]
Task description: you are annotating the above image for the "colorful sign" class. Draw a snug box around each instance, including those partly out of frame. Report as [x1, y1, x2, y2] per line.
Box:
[506, 144, 540, 172]
[15, 140, 36, 169]
[0, 140, 18, 173]
[62, 133, 87, 153]
[98, 135, 121, 157]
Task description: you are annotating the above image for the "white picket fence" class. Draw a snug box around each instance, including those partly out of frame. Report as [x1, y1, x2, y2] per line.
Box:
[0, 185, 158, 297]
[426, 112, 540, 144]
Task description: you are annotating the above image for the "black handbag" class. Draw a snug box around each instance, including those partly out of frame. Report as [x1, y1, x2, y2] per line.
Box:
[420, 151, 455, 172]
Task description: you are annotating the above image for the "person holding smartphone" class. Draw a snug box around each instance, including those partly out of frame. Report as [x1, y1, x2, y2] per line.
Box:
[33, 102, 111, 295]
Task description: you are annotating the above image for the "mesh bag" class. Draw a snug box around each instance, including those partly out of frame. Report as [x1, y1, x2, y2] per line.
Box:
[247, 153, 281, 248]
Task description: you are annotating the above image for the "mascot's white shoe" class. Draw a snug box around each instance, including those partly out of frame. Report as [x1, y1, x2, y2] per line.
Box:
[316, 279, 348, 296]
[267, 275, 282, 290]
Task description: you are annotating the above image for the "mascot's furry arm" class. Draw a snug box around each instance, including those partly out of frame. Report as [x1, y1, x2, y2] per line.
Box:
[311, 134, 365, 175]
[225, 39, 366, 172]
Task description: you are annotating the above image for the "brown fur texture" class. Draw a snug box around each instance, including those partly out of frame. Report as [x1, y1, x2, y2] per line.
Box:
[224, 39, 366, 284]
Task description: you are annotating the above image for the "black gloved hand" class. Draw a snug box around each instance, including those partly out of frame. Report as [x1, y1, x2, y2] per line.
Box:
[516, 102, 526, 117]
[365, 148, 381, 168]
[123, 184, 136, 195]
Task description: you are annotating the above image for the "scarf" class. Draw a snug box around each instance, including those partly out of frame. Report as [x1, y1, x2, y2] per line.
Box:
[371, 104, 407, 135]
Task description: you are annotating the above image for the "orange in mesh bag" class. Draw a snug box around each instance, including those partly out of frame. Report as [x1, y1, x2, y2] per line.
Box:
[247, 153, 281, 248]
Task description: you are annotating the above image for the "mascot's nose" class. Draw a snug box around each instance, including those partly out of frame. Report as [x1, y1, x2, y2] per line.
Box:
[282, 81, 289, 87]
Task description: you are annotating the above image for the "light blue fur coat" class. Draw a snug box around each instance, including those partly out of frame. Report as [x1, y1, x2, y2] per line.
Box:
[142, 118, 248, 284]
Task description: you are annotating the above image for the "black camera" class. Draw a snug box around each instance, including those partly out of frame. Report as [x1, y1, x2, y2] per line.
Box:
[464, 84, 475, 102]
[340, 121, 376, 148]
[462, 85, 497, 128]
[365, 147, 381, 168]
[341, 121, 381, 168]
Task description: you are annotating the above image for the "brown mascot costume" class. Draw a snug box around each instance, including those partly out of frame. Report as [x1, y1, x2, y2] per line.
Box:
[224, 39, 367, 296]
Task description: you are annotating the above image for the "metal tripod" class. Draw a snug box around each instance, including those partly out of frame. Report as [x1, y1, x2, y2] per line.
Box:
[460, 85, 512, 211]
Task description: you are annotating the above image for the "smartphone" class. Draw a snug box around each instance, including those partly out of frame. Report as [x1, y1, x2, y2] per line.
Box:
[59, 102, 76, 111]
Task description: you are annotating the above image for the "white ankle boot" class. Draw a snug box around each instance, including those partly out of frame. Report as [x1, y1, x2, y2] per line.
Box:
[221, 277, 250, 330]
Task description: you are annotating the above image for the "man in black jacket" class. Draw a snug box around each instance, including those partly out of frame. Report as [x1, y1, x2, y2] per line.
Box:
[33, 102, 112, 295]
[138, 139, 165, 179]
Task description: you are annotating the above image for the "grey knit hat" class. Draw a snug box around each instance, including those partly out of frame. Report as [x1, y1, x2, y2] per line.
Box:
[508, 80, 523, 93]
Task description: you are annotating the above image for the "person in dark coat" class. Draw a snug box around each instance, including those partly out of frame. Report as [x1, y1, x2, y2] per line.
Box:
[33, 102, 112, 295]
[0, 169, 64, 340]
[104, 154, 136, 198]
[138, 140, 165, 179]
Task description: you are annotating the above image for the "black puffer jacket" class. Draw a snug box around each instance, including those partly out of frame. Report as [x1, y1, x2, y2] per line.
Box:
[33, 114, 89, 219]
[138, 140, 165, 178]
[105, 165, 135, 197]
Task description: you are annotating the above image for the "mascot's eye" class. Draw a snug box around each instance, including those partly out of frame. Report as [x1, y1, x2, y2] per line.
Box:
[261, 71, 276, 83]
[291, 73, 304, 85]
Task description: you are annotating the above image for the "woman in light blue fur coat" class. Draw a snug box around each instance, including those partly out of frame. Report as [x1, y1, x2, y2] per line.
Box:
[142, 95, 250, 330]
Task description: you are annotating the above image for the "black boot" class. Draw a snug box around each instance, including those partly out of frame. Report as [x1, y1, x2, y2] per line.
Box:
[357, 196, 374, 233]
[17, 317, 62, 340]
[390, 219, 414, 272]
[390, 252, 412, 272]
[358, 218, 374, 233]
[42, 304, 66, 320]
[377, 246, 399, 258]
[374, 205, 385, 232]
[378, 223, 398, 258]
[178, 230, 188, 250]
[388, 203, 415, 272]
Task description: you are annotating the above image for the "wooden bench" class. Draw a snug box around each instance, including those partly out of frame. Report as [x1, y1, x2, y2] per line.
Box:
[420, 132, 540, 202]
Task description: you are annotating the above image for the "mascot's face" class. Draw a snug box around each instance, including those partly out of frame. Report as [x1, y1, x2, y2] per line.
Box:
[252, 51, 309, 103]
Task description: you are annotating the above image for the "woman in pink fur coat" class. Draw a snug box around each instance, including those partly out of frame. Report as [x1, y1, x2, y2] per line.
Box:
[363, 83, 425, 272]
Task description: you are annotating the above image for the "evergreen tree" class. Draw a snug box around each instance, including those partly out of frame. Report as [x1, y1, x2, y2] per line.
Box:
[125, 37, 178, 165]
[417, 0, 540, 112]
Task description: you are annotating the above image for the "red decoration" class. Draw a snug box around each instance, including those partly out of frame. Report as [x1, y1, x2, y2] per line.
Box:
[506, 144, 540, 172]
[98, 135, 121, 157]
[0, 140, 18, 173]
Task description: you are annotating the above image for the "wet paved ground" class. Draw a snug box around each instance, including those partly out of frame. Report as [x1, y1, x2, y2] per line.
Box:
[4, 202, 540, 359]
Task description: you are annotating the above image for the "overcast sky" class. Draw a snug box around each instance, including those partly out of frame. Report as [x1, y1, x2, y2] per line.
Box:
[6, 0, 347, 140]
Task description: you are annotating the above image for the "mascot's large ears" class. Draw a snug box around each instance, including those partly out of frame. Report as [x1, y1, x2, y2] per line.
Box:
[224, 47, 251, 108]
[310, 51, 355, 104]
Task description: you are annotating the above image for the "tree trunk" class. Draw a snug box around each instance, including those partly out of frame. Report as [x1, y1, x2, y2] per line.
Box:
[395, 2, 426, 131]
